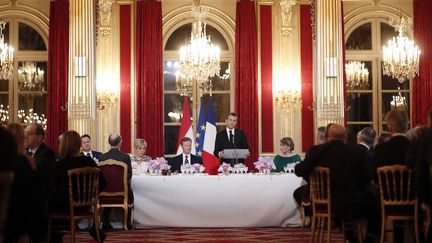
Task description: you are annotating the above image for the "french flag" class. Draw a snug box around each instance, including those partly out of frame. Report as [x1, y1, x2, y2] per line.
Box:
[176, 95, 196, 155]
[202, 95, 220, 175]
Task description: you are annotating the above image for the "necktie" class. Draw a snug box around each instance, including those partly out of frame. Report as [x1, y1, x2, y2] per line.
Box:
[185, 155, 189, 164]
[86, 153, 92, 158]
[229, 130, 234, 144]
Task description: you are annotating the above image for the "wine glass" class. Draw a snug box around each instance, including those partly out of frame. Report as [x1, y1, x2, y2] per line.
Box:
[283, 166, 288, 174]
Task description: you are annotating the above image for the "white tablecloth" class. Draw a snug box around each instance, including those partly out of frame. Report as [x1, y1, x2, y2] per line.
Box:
[131, 173, 303, 227]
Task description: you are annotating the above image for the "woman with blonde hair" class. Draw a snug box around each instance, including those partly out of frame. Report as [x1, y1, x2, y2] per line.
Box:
[131, 138, 151, 174]
[273, 137, 302, 172]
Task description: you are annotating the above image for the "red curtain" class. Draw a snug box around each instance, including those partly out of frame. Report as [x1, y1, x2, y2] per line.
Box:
[413, 0, 432, 126]
[46, 0, 69, 151]
[235, 0, 259, 171]
[135, 0, 164, 158]
[300, 5, 314, 152]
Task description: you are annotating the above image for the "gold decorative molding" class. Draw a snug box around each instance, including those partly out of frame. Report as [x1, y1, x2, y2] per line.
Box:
[98, 0, 114, 38]
[280, 0, 296, 37]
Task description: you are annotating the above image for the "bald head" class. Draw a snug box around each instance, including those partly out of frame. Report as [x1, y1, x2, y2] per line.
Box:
[108, 133, 122, 148]
[327, 124, 347, 142]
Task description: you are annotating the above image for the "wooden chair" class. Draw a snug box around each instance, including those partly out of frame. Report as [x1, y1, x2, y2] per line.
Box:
[300, 196, 311, 228]
[377, 165, 419, 243]
[0, 172, 14, 243]
[47, 167, 101, 243]
[98, 159, 134, 230]
[309, 167, 331, 243]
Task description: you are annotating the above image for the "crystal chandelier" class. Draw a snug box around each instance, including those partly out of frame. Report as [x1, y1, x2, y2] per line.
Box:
[179, 2, 220, 93]
[0, 21, 14, 80]
[18, 62, 45, 90]
[390, 87, 407, 110]
[345, 61, 369, 90]
[382, 17, 420, 83]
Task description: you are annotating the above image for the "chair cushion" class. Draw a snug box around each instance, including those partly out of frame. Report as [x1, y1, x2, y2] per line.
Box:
[99, 196, 134, 205]
[99, 164, 126, 193]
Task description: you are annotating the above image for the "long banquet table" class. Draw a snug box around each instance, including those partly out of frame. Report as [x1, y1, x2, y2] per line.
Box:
[132, 173, 303, 228]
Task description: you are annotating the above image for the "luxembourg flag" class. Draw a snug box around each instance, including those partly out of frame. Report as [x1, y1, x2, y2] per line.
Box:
[176, 96, 196, 155]
[202, 95, 220, 175]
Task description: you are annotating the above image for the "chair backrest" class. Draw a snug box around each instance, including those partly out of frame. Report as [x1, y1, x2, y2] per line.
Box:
[309, 167, 331, 212]
[67, 167, 100, 209]
[0, 172, 14, 243]
[98, 159, 128, 199]
[377, 165, 415, 206]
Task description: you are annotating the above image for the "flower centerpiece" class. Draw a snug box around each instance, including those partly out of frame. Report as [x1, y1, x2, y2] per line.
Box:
[191, 163, 205, 173]
[218, 162, 232, 174]
[148, 157, 170, 175]
[254, 157, 276, 174]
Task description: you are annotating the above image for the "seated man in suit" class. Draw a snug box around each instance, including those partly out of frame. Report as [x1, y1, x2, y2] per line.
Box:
[169, 137, 202, 173]
[24, 123, 56, 242]
[295, 124, 373, 242]
[357, 127, 376, 178]
[374, 110, 410, 178]
[98, 133, 133, 230]
[214, 112, 249, 166]
[81, 134, 102, 162]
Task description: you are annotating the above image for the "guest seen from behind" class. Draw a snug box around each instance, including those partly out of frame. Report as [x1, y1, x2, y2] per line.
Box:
[169, 137, 202, 173]
[98, 133, 134, 230]
[273, 137, 301, 172]
[50, 130, 107, 242]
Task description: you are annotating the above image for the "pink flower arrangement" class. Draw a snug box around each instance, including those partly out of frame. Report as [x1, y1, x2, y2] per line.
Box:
[191, 163, 205, 173]
[218, 163, 232, 173]
[254, 157, 276, 173]
[149, 157, 170, 172]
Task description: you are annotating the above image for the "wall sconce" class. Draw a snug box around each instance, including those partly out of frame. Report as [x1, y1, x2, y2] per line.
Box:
[274, 90, 302, 113]
[75, 56, 87, 77]
[96, 78, 119, 110]
[96, 91, 118, 110]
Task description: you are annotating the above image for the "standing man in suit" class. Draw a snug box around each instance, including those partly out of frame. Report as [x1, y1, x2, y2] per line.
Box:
[24, 123, 56, 242]
[98, 133, 133, 230]
[81, 134, 102, 162]
[169, 137, 202, 173]
[214, 112, 250, 166]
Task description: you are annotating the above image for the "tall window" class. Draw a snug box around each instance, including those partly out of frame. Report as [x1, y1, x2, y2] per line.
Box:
[345, 17, 411, 142]
[163, 23, 234, 155]
[0, 17, 48, 127]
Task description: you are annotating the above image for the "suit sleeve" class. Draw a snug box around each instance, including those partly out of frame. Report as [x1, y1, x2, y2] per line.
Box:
[241, 130, 250, 150]
[295, 150, 315, 181]
[214, 133, 222, 158]
[125, 155, 132, 180]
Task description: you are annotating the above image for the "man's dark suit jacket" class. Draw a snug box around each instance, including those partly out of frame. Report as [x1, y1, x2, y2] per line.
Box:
[98, 148, 133, 201]
[32, 143, 56, 201]
[214, 128, 249, 165]
[169, 154, 202, 173]
[357, 144, 375, 179]
[295, 140, 372, 220]
[373, 135, 410, 181]
[80, 150, 103, 160]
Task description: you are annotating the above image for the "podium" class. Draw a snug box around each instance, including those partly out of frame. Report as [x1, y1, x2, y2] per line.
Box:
[222, 149, 249, 166]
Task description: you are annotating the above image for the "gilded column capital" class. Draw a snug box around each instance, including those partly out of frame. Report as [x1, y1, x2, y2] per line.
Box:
[98, 0, 114, 38]
[280, 0, 296, 37]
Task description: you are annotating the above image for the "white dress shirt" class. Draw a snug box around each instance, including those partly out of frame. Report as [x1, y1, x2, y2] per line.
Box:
[83, 151, 93, 158]
[183, 153, 191, 165]
[226, 128, 235, 141]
